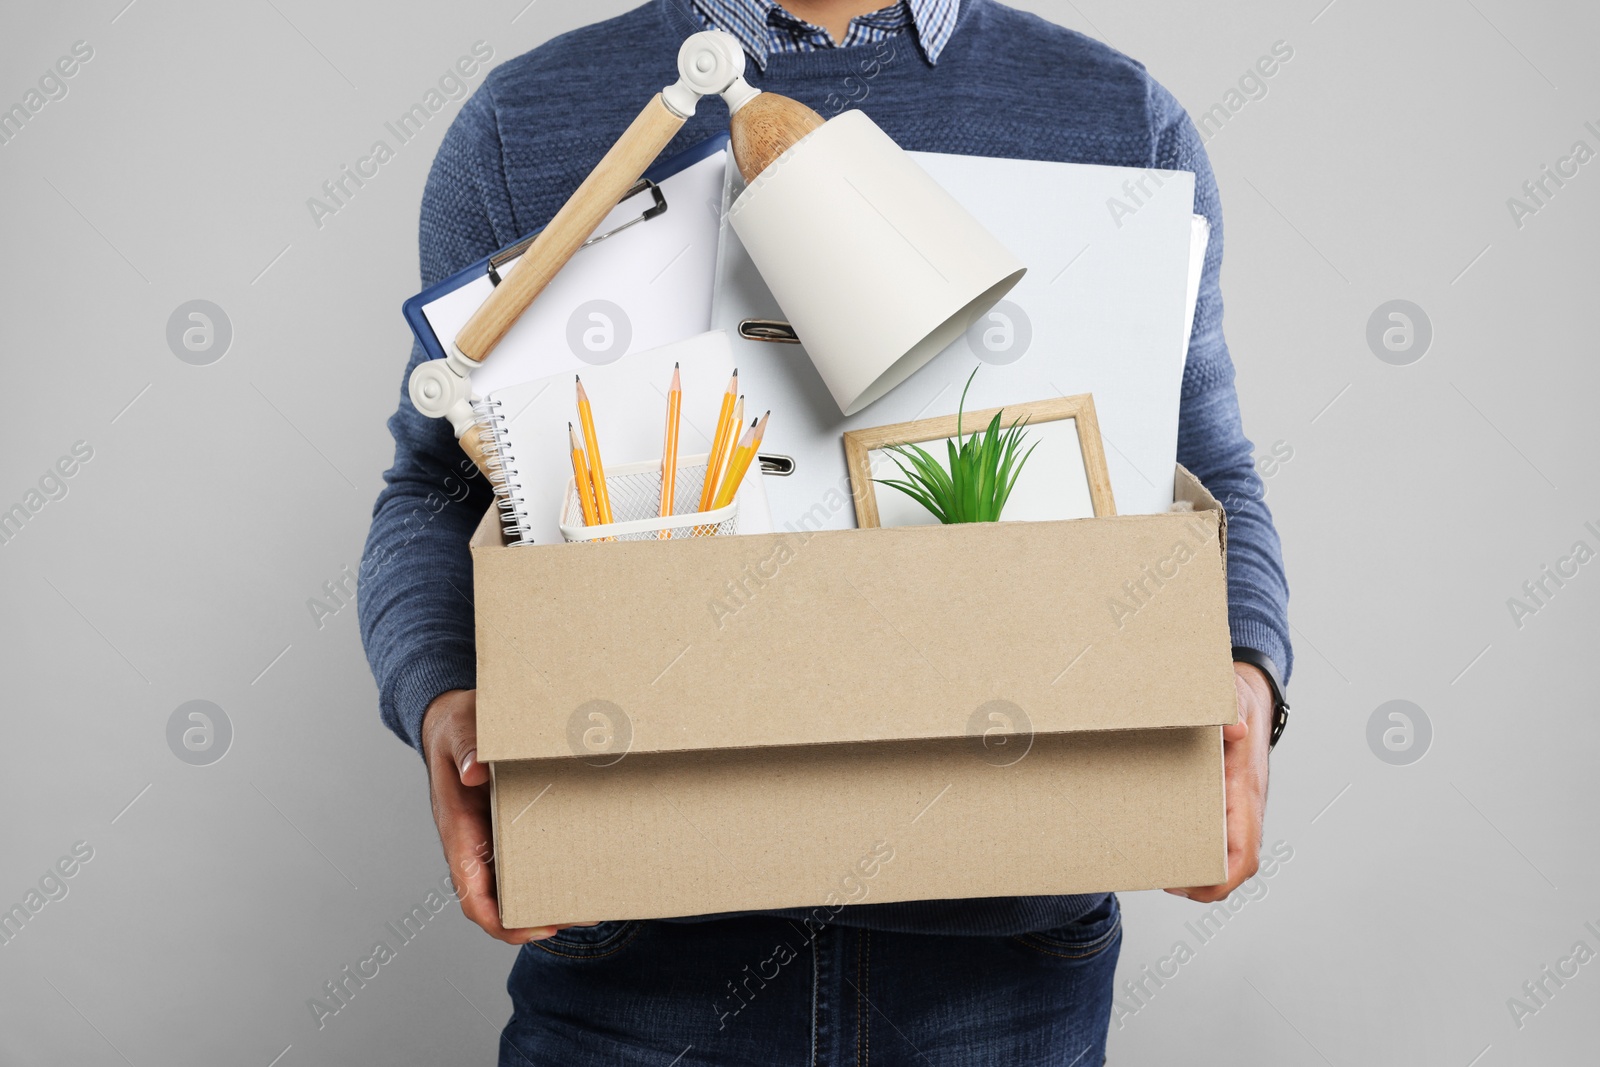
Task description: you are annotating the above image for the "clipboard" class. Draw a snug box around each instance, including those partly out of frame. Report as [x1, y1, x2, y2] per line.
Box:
[403, 133, 730, 399]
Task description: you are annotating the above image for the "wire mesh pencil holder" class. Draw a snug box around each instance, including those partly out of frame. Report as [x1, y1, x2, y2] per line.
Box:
[559, 452, 739, 543]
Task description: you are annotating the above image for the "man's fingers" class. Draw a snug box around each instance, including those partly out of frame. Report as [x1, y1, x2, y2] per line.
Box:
[437, 798, 551, 944]
[1168, 664, 1272, 902]
[433, 773, 545, 943]
[458, 746, 489, 788]
[1173, 801, 1263, 901]
[1183, 847, 1261, 902]
[1179, 885, 1229, 904]
[438, 704, 488, 789]
[421, 690, 581, 944]
[459, 888, 555, 944]
[424, 695, 545, 944]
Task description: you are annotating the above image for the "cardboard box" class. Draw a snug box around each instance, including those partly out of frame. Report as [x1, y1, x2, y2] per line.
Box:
[471, 467, 1234, 927]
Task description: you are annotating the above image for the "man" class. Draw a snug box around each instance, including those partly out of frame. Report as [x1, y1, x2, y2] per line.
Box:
[360, 2, 1292, 1063]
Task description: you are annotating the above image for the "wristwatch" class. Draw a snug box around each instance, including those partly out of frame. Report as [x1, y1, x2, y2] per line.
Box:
[1232, 646, 1289, 750]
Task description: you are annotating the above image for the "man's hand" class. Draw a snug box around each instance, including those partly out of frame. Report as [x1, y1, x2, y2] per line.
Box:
[421, 689, 584, 943]
[1166, 662, 1274, 904]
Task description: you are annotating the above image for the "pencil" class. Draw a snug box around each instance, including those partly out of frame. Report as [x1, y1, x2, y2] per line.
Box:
[698, 370, 739, 513]
[658, 363, 682, 539]
[713, 395, 743, 504]
[575, 375, 613, 524]
[712, 411, 769, 510]
[569, 423, 599, 526]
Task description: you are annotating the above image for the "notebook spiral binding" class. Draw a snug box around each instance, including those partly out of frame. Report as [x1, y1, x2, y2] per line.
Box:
[470, 397, 535, 546]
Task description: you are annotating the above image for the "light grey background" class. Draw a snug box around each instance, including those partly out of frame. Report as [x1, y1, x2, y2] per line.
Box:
[2, 1, 1595, 1064]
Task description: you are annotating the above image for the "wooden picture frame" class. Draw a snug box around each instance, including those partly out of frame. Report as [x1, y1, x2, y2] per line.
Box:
[843, 393, 1117, 529]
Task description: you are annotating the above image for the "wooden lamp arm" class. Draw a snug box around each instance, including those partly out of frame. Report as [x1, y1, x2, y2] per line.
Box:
[453, 92, 689, 364]
[458, 29, 763, 364]
[406, 31, 759, 479]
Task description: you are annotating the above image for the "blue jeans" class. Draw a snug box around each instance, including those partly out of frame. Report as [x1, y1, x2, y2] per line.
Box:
[500, 894, 1121, 1065]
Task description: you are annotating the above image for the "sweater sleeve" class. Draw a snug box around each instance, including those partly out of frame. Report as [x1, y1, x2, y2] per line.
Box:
[1149, 80, 1294, 684]
[358, 84, 518, 753]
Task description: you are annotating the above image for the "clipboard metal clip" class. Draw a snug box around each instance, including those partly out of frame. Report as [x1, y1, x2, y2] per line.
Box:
[486, 178, 669, 286]
[738, 319, 800, 344]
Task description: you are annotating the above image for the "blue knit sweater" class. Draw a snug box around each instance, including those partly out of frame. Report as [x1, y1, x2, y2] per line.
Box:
[360, 0, 1291, 937]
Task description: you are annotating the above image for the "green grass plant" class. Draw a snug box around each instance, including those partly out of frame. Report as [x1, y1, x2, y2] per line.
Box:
[876, 369, 1037, 524]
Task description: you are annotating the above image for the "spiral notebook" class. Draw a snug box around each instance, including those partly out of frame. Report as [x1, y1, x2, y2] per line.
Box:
[472, 330, 773, 546]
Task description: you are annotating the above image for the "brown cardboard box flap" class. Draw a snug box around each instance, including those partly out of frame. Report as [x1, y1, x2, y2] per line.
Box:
[491, 727, 1228, 926]
[471, 465, 1234, 763]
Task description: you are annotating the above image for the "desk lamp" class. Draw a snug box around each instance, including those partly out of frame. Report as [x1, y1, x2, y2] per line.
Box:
[409, 30, 1024, 470]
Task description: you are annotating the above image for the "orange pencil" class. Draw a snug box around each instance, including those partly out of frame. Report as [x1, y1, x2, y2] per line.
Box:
[712, 411, 769, 510]
[575, 375, 613, 524]
[698, 370, 739, 513]
[713, 395, 743, 504]
[568, 423, 599, 527]
[657, 363, 682, 539]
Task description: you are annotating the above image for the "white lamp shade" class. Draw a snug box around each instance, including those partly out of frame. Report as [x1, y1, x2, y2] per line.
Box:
[728, 109, 1027, 415]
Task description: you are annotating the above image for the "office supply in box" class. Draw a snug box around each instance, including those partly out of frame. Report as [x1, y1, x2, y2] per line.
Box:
[726, 109, 1026, 416]
[656, 364, 683, 536]
[712, 148, 1209, 519]
[566, 424, 601, 528]
[559, 453, 739, 543]
[403, 31, 1028, 490]
[402, 135, 729, 400]
[401, 26, 763, 472]
[699, 370, 741, 512]
[573, 375, 616, 526]
[711, 410, 767, 510]
[406, 31, 1024, 490]
[469, 330, 772, 546]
